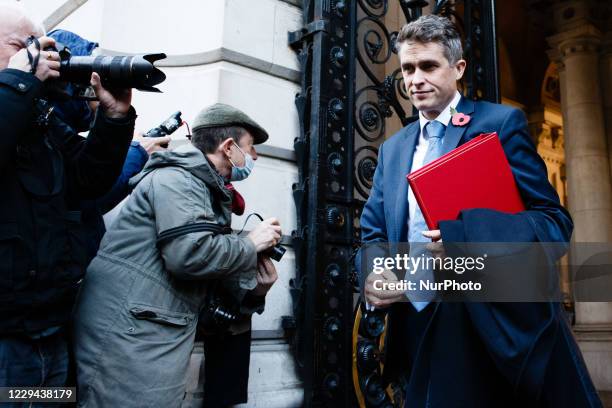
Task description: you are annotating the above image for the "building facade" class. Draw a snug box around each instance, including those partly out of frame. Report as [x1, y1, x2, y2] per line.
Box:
[9, 0, 612, 406]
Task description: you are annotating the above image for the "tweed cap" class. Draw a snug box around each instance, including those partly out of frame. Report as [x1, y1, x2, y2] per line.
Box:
[191, 103, 269, 144]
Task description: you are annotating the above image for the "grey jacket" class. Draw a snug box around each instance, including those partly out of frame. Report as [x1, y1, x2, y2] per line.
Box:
[73, 143, 258, 408]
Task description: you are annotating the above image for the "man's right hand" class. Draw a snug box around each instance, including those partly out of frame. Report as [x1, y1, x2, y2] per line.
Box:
[364, 269, 406, 308]
[7, 36, 60, 82]
[247, 217, 282, 253]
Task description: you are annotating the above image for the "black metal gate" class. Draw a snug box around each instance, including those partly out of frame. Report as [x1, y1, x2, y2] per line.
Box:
[287, 1, 499, 406]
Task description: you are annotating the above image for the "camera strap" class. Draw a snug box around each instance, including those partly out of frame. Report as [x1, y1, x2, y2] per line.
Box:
[156, 222, 232, 249]
[26, 36, 41, 75]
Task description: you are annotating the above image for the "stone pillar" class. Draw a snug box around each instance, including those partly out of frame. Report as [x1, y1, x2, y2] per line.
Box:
[548, 1, 612, 405]
[602, 31, 612, 185]
[548, 28, 612, 243]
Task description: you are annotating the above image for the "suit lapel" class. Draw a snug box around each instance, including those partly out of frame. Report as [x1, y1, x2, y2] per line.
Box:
[394, 121, 419, 242]
[441, 97, 475, 155]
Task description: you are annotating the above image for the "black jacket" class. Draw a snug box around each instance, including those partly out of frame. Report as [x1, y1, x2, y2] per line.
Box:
[0, 69, 135, 335]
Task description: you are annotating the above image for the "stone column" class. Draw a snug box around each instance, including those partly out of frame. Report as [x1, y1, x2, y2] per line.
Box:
[548, 28, 612, 244]
[548, 1, 612, 404]
[602, 31, 612, 185]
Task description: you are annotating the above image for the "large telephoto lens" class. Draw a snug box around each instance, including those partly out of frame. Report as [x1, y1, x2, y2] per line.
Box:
[59, 53, 166, 92]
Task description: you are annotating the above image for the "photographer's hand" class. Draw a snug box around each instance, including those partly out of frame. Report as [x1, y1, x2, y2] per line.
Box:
[247, 217, 282, 253]
[252, 256, 278, 297]
[133, 131, 171, 154]
[7, 36, 60, 82]
[90, 72, 132, 119]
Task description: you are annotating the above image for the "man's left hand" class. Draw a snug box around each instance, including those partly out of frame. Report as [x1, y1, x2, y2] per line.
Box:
[423, 229, 446, 260]
[422, 229, 441, 241]
[252, 256, 278, 297]
[133, 131, 171, 155]
[90, 72, 132, 119]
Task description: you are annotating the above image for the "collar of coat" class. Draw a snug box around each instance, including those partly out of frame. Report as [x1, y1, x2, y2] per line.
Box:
[129, 142, 231, 200]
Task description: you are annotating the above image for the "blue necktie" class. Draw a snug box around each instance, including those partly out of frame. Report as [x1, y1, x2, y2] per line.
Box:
[406, 120, 446, 311]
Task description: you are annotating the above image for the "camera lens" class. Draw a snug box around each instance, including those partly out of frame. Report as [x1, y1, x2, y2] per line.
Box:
[266, 245, 286, 262]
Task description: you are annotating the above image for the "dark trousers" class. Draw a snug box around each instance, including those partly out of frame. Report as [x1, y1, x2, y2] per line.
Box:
[202, 330, 252, 407]
[0, 330, 69, 407]
[381, 303, 435, 384]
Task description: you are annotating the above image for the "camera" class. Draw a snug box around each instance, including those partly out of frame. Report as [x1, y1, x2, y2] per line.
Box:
[198, 285, 240, 335]
[144, 111, 183, 138]
[243, 213, 286, 262]
[42, 40, 167, 100]
[265, 244, 286, 262]
[143, 111, 184, 148]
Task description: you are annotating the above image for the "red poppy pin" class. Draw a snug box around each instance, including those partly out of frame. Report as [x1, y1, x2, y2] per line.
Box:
[450, 107, 471, 127]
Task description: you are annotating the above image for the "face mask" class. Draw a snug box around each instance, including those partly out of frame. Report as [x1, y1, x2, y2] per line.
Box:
[228, 142, 255, 181]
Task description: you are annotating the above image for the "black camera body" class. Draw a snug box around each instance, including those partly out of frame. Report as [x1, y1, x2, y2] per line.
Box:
[198, 284, 240, 336]
[142, 111, 184, 149]
[265, 244, 286, 262]
[144, 111, 183, 138]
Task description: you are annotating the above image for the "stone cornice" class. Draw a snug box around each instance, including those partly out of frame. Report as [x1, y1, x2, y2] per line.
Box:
[43, 0, 88, 31]
[573, 323, 612, 342]
[558, 37, 602, 57]
[551, 0, 603, 33]
[547, 24, 602, 45]
[99, 47, 300, 84]
[547, 24, 603, 58]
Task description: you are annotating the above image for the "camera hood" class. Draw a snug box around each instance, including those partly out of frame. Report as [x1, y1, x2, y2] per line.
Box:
[59, 52, 167, 92]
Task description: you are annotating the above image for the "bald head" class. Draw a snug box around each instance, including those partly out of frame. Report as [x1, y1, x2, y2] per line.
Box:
[0, 4, 45, 69]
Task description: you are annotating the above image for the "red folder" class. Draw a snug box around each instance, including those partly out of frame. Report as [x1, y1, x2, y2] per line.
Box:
[406, 132, 525, 229]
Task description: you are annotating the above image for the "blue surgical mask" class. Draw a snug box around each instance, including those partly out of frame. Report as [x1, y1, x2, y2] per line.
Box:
[229, 142, 255, 181]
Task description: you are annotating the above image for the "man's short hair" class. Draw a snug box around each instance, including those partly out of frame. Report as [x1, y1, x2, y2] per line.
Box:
[397, 15, 463, 64]
[191, 126, 247, 154]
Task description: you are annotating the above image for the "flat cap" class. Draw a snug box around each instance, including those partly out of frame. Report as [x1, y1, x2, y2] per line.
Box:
[191, 103, 269, 144]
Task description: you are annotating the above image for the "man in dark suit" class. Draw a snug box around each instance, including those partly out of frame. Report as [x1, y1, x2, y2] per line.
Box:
[359, 15, 602, 407]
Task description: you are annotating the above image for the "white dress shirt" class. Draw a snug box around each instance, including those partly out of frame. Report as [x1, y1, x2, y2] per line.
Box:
[365, 92, 463, 311]
[407, 91, 462, 224]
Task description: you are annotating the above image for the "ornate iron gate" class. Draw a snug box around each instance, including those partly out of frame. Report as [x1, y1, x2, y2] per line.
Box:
[288, 1, 499, 406]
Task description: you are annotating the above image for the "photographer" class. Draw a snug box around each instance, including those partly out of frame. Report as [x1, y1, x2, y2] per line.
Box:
[0, 4, 136, 390]
[73, 103, 281, 407]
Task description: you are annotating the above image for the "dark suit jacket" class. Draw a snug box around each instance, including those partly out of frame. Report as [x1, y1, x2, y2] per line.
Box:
[359, 97, 601, 407]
